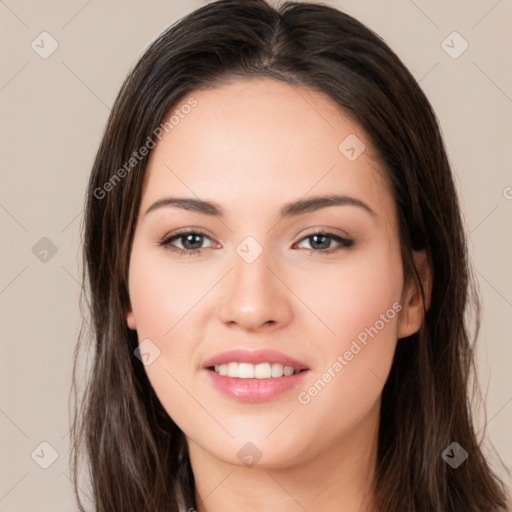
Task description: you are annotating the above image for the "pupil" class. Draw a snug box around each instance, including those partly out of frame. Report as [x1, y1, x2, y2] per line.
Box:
[183, 234, 202, 250]
[311, 234, 329, 250]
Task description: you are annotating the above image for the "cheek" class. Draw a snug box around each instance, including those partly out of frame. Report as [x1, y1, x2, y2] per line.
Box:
[295, 242, 403, 433]
[127, 245, 206, 431]
[294, 239, 403, 347]
[297, 314, 397, 446]
[128, 241, 210, 339]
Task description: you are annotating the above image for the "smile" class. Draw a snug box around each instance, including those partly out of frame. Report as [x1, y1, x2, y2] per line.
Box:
[209, 362, 304, 378]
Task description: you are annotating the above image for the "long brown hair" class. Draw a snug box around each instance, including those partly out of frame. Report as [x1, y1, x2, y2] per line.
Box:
[70, 1, 511, 510]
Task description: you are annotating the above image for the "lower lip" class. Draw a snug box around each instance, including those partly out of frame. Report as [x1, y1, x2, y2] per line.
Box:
[204, 368, 309, 403]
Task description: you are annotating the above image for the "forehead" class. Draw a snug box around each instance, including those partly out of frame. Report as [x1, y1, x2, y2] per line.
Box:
[139, 78, 395, 229]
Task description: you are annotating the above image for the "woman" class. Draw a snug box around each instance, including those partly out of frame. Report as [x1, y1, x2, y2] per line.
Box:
[70, 1, 511, 510]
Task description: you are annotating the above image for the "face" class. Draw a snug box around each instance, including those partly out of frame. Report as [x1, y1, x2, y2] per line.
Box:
[125, 78, 427, 469]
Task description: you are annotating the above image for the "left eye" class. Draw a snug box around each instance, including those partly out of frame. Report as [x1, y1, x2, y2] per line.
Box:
[295, 232, 354, 253]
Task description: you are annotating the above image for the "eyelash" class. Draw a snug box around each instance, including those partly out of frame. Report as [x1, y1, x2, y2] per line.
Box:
[157, 228, 355, 257]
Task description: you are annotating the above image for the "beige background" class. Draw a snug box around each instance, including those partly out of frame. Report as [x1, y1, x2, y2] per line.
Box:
[1, 0, 511, 509]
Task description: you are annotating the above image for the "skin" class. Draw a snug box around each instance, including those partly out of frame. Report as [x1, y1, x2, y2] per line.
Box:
[125, 78, 431, 512]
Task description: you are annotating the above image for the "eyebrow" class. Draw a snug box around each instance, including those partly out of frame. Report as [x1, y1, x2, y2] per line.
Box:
[144, 193, 377, 220]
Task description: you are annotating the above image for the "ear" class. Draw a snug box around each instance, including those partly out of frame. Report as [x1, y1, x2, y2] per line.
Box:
[397, 249, 432, 339]
[126, 307, 137, 330]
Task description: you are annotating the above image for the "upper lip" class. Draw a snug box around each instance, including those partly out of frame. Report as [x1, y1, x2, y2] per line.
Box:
[203, 348, 310, 370]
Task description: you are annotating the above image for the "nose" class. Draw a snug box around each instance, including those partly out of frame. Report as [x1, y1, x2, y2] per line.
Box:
[217, 245, 293, 332]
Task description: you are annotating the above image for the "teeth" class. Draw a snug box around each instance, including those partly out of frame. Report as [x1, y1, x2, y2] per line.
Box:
[213, 362, 300, 378]
[271, 363, 283, 377]
[238, 363, 254, 379]
[283, 365, 294, 376]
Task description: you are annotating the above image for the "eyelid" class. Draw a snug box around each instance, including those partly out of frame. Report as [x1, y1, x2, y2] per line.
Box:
[297, 226, 352, 239]
[158, 226, 215, 242]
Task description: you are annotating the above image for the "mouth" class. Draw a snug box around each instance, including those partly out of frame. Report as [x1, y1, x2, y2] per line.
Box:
[202, 348, 310, 402]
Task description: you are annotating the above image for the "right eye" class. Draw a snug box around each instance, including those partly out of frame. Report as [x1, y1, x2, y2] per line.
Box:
[158, 229, 218, 256]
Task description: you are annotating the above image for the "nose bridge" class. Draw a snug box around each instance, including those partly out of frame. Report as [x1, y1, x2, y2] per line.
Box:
[231, 237, 277, 305]
[217, 236, 291, 329]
